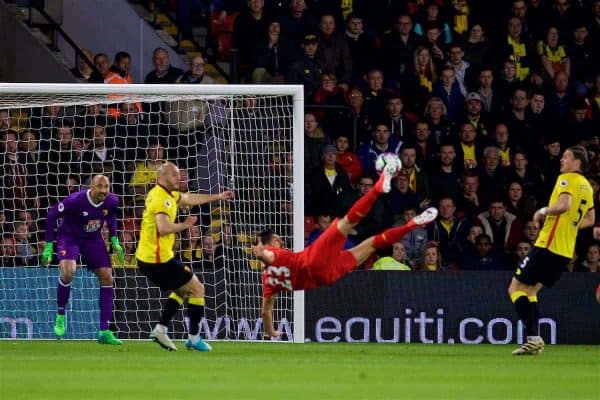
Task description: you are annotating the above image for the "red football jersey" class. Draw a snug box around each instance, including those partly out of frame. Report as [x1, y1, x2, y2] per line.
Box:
[261, 247, 319, 297]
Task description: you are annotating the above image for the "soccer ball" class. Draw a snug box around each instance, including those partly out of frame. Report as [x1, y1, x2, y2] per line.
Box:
[374, 152, 401, 175]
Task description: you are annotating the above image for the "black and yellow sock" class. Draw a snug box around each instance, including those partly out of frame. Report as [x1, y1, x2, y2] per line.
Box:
[510, 291, 536, 337]
[187, 297, 205, 336]
[159, 292, 184, 327]
[528, 295, 539, 336]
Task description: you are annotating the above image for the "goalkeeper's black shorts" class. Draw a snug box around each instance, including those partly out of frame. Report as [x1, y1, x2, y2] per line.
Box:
[137, 258, 193, 290]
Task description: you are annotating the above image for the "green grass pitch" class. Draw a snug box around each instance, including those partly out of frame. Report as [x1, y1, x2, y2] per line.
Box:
[1, 341, 598, 400]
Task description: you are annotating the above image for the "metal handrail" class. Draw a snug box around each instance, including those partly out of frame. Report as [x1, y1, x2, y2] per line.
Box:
[27, 1, 99, 77]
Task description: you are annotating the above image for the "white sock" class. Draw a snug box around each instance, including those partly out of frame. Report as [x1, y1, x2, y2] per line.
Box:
[188, 334, 199, 344]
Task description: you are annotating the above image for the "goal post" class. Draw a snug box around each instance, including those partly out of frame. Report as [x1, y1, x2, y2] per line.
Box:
[0, 83, 305, 343]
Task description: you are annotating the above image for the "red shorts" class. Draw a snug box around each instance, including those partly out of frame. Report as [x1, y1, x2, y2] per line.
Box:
[304, 219, 358, 286]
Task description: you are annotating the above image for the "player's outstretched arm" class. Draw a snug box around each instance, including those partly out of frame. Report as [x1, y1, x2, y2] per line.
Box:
[261, 295, 281, 339]
[179, 190, 234, 207]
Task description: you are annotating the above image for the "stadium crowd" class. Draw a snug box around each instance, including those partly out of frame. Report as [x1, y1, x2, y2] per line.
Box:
[1, 0, 600, 273]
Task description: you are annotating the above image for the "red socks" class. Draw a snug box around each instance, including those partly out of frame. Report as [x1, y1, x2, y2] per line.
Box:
[347, 188, 380, 224]
[373, 221, 416, 249]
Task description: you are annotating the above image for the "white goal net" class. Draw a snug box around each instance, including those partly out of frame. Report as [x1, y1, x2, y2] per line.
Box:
[0, 83, 304, 342]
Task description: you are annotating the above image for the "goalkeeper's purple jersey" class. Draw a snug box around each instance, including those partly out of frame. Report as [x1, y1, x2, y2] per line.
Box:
[45, 189, 119, 242]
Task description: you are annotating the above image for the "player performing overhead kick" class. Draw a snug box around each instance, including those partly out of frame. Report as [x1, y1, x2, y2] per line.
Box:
[252, 156, 438, 339]
[41, 175, 125, 345]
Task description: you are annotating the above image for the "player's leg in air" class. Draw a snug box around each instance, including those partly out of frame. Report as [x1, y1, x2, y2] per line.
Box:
[150, 273, 212, 352]
[315, 156, 438, 280]
[347, 207, 439, 267]
[336, 156, 401, 236]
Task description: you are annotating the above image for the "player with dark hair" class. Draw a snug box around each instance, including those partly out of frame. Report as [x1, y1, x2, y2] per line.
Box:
[41, 175, 124, 345]
[136, 161, 234, 352]
[253, 158, 438, 338]
[508, 145, 595, 355]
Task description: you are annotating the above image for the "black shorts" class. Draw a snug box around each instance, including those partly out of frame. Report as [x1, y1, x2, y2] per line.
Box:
[137, 258, 193, 291]
[514, 247, 570, 287]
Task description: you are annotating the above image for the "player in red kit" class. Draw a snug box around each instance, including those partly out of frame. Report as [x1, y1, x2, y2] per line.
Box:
[252, 159, 438, 338]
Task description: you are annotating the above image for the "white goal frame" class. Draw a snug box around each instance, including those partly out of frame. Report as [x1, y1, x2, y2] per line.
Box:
[0, 83, 305, 343]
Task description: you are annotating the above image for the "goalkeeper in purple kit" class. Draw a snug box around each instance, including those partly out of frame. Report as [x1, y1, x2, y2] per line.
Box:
[41, 175, 124, 345]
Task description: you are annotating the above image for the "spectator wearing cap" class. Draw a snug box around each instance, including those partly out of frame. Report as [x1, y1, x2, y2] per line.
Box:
[461, 92, 491, 141]
[286, 33, 322, 97]
[306, 143, 351, 216]
[315, 13, 353, 85]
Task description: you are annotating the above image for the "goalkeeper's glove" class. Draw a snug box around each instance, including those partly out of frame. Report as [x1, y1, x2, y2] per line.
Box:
[110, 236, 125, 264]
[41, 242, 54, 266]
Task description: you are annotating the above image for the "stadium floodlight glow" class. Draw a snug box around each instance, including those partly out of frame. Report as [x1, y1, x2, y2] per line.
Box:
[0, 83, 304, 343]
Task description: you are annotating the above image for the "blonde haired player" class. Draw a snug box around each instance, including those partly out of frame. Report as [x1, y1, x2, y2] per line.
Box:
[508, 146, 594, 355]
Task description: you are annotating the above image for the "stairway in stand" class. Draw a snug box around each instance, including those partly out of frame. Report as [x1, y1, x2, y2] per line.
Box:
[128, 0, 228, 84]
